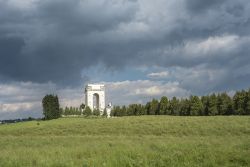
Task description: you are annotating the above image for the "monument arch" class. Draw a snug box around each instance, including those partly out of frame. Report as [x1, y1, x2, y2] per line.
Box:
[85, 84, 105, 112]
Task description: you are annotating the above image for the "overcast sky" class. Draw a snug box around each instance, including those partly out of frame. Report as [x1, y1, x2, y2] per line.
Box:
[0, 0, 250, 119]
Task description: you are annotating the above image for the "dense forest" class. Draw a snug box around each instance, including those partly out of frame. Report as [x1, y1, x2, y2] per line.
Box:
[111, 88, 250, 116]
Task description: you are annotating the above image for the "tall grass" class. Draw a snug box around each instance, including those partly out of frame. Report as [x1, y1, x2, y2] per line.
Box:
[0, 116, 249, 167]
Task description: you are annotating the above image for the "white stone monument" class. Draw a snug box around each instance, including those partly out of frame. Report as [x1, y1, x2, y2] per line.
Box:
[85, 84, 105, 112]
[106, 102, 113, 118]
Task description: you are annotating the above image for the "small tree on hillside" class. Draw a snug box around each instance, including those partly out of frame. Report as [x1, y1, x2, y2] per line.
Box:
[42, 94, 61, 120]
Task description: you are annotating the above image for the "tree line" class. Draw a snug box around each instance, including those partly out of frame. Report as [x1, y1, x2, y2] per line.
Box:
[42, 88, 250, 120]
[111, 89, 250, 116]
[42, 94, 109, 120]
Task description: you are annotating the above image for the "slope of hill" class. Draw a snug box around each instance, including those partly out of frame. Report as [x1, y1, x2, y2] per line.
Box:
[0, 116, 249, 167]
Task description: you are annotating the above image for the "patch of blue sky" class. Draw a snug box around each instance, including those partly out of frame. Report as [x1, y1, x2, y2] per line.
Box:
[81, 63, 180, 84]
[81, 64, 147, 83]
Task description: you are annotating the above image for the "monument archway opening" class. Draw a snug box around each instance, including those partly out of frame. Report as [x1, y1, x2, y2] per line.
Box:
[93, 93, 100, 110]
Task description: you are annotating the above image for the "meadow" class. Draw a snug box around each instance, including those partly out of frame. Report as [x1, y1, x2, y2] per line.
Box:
[0, 116, 249, 167]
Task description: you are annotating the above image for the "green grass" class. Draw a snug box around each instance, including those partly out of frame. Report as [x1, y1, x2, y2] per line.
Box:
[0, 116, 249, 167]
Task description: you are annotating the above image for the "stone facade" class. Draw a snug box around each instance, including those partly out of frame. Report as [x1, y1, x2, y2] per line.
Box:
[85, 84, 105, 112]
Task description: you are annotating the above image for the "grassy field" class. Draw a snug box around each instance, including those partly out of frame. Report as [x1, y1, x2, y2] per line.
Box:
[0, 116, 249, 167]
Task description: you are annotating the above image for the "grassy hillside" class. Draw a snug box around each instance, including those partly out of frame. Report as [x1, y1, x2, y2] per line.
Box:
[0, 116, 249, 167]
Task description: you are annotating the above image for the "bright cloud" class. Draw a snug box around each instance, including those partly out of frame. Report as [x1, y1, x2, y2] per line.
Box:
[105, 80, 190, 105]
[0, 102, 39, 112]
[147, 71, 169, 79]
[185, 35, 239, 56]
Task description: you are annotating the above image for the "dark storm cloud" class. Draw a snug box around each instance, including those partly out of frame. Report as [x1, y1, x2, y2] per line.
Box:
[0, 37, 25, 69]
[0, 0, 138, 84]
[186, 0, 226, 13]
[0, 0, 250, 92]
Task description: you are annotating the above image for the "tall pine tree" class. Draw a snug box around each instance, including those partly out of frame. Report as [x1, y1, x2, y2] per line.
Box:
[190, 96, 203, 116]
[208, 94, 218, 115]
[169, 97, 180, 115]
[42, 95, 60, 120]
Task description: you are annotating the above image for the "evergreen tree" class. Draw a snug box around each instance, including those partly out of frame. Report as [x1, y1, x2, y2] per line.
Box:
[189, 96, 203, 116]
[134, 104, 140, 116]
[208, 94, 218, 115]
[159, 96, 169, 115]
[201, 96, 209, 116]
[219, 93, 233, 115]
[149, 99, 159, 115]
[83, 106, 92, 116]
[233, 91, 245, 115]
[169, 97, 180, 115]
[216, 94, 223, 115]
[179, 99, 191, 116]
